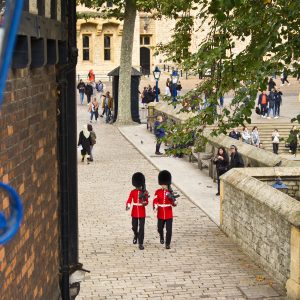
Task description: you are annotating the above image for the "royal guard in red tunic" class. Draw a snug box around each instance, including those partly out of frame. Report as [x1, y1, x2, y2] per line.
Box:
[153, 170, 179, 249]
[126, 172, 149, 250]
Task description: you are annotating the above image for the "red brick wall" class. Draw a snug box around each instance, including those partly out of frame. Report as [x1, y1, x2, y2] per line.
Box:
[0, 67, 60, 300]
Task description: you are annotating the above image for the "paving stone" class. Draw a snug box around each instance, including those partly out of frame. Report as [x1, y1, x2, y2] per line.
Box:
[76, 105, 286, 299]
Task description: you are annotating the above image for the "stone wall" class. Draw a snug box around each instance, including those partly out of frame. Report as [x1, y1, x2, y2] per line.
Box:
[0, 67, 60, 300]
[220, 168, 300, 289]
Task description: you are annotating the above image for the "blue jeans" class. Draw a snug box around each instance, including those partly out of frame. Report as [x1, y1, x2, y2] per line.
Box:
[268, 107, 275, 118]
[79, 92, 84, 104]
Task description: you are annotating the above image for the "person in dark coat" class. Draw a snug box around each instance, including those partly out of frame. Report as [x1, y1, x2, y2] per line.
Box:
[229, 145, 244, 169]
[288, 125, 299, 157]
[229, 128, 241, 140]
[78, 124, 92, 163]
[213, 147, 229, 196]
[85, 83, 93, 104]
[268, 77, 276, 92]
[274, 88, 282, 118]
[257, 90, 268, 118]
[77, 79, 86, 104]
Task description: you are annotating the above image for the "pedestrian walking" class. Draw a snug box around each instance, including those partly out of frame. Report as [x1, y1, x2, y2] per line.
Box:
[251, 126, 260, 147]
[126, 172, 149, 250]
[89, 97, 99, 122]
[281, 67, 290, 85]
[87, 69, 95, 82]
[272, 129, 280, 154]
[267, 89, 276, 119]
[257, 90, 268, 118]
[78, 124, 92, 163]
[229, 145, 245, 169]
[268, 77, 276, 92]
[77, 79, 86, 104]
[165, 78, 171, 96]
[274, 88, 282, 118]
[87, 124, 96, 161]
[153, 170, 178, 250]
[229, 128, 241, 140]
[85, 82, 93, 104]
[241, 127, 251, 144]
[101, 91, 114, 123]
[154, 115, 165, 155]
[96, 80, 104, 101]
[288, 125, 299, 157]
[213, 147, 229, 196]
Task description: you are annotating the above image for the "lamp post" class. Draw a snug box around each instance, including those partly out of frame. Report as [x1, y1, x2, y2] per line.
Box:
[153, 66, 161, 102]
[171, 70, 179, 107]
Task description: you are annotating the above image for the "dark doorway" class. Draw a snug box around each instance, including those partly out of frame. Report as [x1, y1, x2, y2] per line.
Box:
[140, 47, 150, 75]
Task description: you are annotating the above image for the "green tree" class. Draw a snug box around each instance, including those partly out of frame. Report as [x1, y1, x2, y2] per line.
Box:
[157, 0, 300, 153]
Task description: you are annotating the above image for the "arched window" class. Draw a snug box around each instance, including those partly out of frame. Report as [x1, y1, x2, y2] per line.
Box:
[104, 35, 111, 61]
[82, 35, 90, 61]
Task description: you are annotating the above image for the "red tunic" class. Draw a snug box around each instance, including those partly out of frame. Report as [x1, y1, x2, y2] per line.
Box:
[153, 188, 175, 220]
[126, 189, 148, 218]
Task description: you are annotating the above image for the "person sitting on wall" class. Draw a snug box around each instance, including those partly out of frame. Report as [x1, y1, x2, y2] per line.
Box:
[229, 128, 241, 140]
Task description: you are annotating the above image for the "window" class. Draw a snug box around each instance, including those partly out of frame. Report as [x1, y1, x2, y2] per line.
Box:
[140, 35, 150, 46]
[104, 35, 111, 61]
[82, 35, 90, 61]
[106, 1, 113, 7]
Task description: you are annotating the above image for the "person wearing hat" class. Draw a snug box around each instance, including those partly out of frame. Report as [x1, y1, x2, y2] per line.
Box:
[126, 172, 149, 250]
[153, 170, 177, 249]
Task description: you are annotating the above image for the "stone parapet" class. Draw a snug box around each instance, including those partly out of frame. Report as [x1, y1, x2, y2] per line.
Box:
[221, 168, 300, 299]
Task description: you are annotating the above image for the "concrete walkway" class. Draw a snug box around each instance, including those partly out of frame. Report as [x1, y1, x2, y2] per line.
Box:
[77, 104, 286, 299]
[119, 124, 220, 225]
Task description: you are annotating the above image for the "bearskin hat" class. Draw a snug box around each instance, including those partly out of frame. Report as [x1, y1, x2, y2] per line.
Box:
[132, 172, 145, 188]
[158, 170, 172, 185]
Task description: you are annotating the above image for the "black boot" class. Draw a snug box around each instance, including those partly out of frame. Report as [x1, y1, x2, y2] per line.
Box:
[160, 235, 164, 244]
[133, 235, 138, 244]
[139, 244, 144, 250]
[166, 245, 171, 249]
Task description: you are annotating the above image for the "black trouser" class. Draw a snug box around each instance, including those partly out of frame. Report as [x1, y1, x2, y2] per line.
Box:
[157, 218, 173, 246]
[274, 103, 280, 116]
[156, 141, 161, 153]
[290, 142, 297, 155]
[217, 169, 227, 194]
[87, 95, 92, 103]
[260, 104, 267, 116]
[273, 143, 279, 154]
[132, 217, 145, 245]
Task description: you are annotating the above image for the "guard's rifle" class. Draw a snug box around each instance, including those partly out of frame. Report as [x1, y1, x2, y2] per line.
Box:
[166, 184, 180, 204]
[138, 185, 149, 206]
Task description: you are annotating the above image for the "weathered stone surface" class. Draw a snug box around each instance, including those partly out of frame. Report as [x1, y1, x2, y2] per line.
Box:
[221, 168, 300, 286]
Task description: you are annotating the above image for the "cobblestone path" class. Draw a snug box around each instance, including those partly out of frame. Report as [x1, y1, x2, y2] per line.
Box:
[77, 106, 286, 300]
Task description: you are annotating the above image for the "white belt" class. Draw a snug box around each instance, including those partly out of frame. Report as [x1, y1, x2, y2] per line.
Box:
[158, 204, 171, 208]
[132, 203, 143, 206]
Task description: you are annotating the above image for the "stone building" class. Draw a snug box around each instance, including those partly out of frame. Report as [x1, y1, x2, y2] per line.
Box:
[76, 4, 180, 78]
[76, 4, 250, 80]
[0, 1, 80, 299]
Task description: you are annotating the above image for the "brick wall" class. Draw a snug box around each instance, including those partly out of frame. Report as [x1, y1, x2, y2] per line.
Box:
[0, 66, 60, 300]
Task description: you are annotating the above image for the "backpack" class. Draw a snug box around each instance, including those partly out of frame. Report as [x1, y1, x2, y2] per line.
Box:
[90, 132, 96, 145]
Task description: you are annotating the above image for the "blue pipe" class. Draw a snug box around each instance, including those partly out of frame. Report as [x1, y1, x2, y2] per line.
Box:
[0, 182, 24, 244]
[0, 0, 24, 106]
[0, 1, 24, 244]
